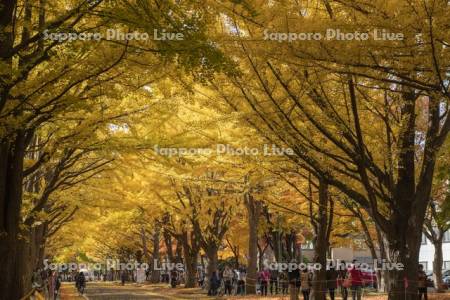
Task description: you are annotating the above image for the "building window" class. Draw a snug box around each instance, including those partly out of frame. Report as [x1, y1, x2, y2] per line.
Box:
[443, 231, 450, 243]
[444, 261, 450, 270]
[419, 262, 428, 271]
[421, 234, 427, 245]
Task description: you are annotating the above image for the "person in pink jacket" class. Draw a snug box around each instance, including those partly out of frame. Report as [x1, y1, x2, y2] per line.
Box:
[259, 269, 270, 296]
[349, 260, 364, 300]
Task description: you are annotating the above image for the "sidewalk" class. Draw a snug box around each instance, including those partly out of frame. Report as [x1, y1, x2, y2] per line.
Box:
[60, 283, 86, 300]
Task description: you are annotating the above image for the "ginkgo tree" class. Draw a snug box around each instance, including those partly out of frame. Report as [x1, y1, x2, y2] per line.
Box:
[203, 1, 450, 299]
[0, 0, 234, 296]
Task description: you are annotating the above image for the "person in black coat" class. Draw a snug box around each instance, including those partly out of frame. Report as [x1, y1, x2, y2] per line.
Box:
[75, 272, 86, 295]
[54, 275, 61, 300]
[208, 271, 221, 296]
[326, 264, 339, 300]
[288, 263, 301, 298]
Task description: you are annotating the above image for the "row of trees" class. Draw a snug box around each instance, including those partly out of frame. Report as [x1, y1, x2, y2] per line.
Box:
[211, 1, 450, 299]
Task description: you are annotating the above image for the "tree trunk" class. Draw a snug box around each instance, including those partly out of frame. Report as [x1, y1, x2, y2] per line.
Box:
[203, 244, 218, 292]
[179, 229, 200, 288]
[311, 179, 329, 300]
[385, 89, 428, 300]
[141, 227, 149, 263]
[19, 223, 47, 297]
[233, 246, 239, 269]
[0, 133, 27, 300]
[206, 245, 218, 278]
[175, 241, 183, 264]
[257, 243, 265, 272]
[271, 229, 283, 262]
[376, 227, 389, 292]
[245, 192, 261, 294]
[150, 224, 161, 283]
[432, 238, 444, 292]
[163, 219, 174, 263]
[183, 243, 198, 288]
[386, 219, 422, 300]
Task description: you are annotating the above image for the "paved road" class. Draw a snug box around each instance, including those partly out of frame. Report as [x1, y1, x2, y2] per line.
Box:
[83, 283, 172, 299]
[80, 282, 213, 300]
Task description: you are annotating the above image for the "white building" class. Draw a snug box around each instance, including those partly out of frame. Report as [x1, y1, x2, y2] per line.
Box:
[326, 230, 450, 273]
[419, 231, 450, 272]
[263, 231, 450, 273]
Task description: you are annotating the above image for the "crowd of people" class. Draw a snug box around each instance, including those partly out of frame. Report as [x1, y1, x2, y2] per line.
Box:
[207, 266, 247, 296]
[204, 260, 368, 299]
[204, 260, 430, 299]
[32, 259, 431, 299]
[31, 268, 62, 299]
[32, 268, 88, 298]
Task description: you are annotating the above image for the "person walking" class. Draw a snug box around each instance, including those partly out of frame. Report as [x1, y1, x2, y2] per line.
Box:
[208, 271, 221, 296]
[338, 261, 349, 300]
[120, 270, 127, 286]
[349, 260, 364, 300]
[270, 268, 279, 295]
[259, 269, 270, 296]
[75, 272, 86, 295]
[236, 268, 246, 295]
[300, 268, 312, 300]
[197, 269, 205, 288]
[223, 266, 233, 295]
[326, 264, 338, 300]
[418, 264, 428, 300]
[279, 271, 289, 295]
[54, 274, 61, 300]
[170, 269, 178, 288]
[288, 264, 300, 300]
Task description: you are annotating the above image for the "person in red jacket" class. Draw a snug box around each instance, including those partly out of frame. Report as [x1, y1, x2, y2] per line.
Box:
[349, 260, 364, 300]
[259, 269, 270, 296]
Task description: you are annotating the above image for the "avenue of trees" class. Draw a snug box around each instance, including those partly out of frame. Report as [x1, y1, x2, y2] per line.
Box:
[0, 0, 449, 300]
